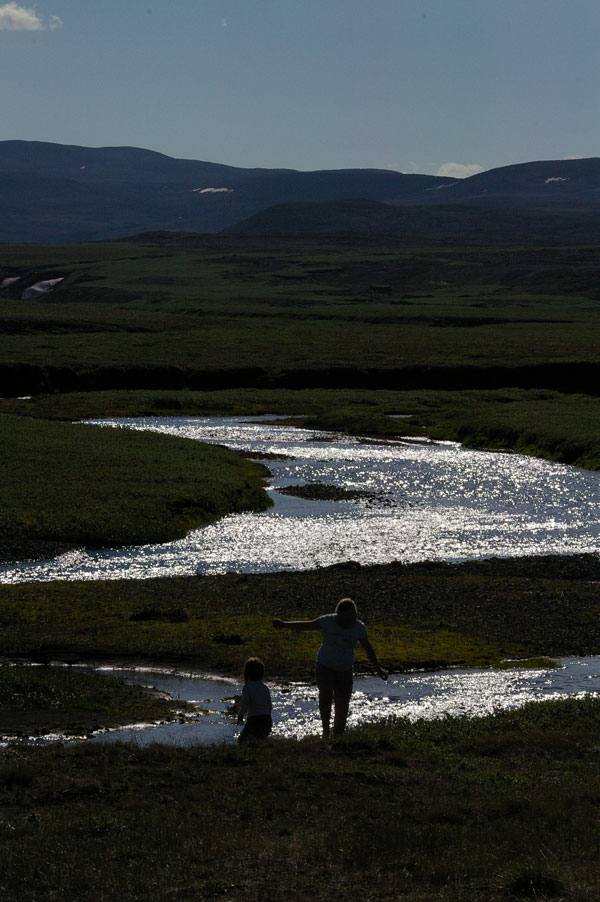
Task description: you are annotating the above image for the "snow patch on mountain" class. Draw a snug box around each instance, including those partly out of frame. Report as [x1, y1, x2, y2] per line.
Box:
[424, 183, 457, 191]
[193, 187, 234, 194]
[22, 278, 64, 300]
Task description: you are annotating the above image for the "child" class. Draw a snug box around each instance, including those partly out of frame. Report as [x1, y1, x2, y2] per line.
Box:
[273, 597, 387, 739]
[237, 657, 273, 743]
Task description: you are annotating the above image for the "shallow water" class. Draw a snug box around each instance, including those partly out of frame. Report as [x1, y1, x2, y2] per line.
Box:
[4, 657, 598, 748]
[91, 657, 600, 745]
[1, 415, 599, 583]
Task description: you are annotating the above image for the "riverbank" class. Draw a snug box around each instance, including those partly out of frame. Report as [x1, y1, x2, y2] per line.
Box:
[3, 386, 598, 471]
[1, 233, 599, 471]
[1, 556, 598, 679]
[2, 695, 599, 900]
[0, 664, 193, 738]
[0, 414, 271, 563]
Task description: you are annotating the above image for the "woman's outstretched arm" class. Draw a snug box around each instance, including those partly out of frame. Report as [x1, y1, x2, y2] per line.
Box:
[272, 618, 321, 631]
[359, 636, 388, 680]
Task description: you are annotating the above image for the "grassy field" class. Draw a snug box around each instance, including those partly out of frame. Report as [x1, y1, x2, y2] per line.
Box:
[0, 414, 271, 562]
[1, 233, 599, 900]
[1, 696, 599, 900]
[1, 235, 600, 395]
[1, 556, 598, 677]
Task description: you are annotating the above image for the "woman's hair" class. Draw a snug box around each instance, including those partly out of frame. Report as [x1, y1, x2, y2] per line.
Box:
[243, 657, 265, 681]
[335, 597, 357, 615]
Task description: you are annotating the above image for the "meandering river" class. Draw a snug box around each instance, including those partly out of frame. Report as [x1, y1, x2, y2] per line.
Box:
[1, 415, 599, 583]
[2, 414, 599, 745]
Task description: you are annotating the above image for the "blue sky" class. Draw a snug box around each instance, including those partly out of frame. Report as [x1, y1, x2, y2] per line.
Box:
[2, 0, 599, 176]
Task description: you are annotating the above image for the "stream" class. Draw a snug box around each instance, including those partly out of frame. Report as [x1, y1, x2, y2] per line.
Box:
[1, 415, 599, 583]
[3, 656, 599, 748]
[2, 415, 598, 747]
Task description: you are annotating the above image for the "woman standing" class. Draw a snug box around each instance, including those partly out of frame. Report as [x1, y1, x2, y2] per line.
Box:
[273, 598, 387, 739]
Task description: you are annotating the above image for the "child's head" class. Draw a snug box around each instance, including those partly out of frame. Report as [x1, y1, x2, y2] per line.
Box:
[243, 657, 265, 682]
[335, 597, 358, 627]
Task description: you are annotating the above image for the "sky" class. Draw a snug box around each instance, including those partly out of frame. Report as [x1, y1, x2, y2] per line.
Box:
[1, 0, 599, 177]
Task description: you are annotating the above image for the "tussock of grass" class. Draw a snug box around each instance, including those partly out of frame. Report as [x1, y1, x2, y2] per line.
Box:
[0, 696, 599, 900]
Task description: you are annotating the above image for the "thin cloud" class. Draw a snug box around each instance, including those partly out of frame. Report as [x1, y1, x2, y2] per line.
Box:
[0, 3, 62, 31]
[436, 162, 484, 179]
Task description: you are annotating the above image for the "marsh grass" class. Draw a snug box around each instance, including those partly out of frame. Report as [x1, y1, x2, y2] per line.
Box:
[418, 390, 600, 470]
[4, 385, 598, 471]
[0, 601, 521, 677]
[0, 413, 271, 554]
[0, 664, 191, 736]
[1, 557, 598, 677]
[0, 696, 598, 900]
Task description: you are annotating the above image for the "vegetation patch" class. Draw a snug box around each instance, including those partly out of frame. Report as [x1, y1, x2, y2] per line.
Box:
[1, 556, 598, 678]
[0, 413, 271, 558]
[277, 482, 384, 503]
[0, 696, 598, 900]
[0, 664, 191, 737]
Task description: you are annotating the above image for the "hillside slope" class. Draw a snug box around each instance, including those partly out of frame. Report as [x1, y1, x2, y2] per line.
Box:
[0, 141, 453, 242]
[225, 198, 600, 244]
[3, 142, 600, 242]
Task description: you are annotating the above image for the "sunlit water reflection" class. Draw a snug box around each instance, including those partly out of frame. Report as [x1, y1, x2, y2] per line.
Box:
[1, 415, 599, 583]
[4, 658, 598, 747]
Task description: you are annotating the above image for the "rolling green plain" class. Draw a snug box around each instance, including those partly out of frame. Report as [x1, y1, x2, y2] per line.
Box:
[1, 233, 599, 468]
[1, 232, 600, 900]
[2, 234, 600, 383]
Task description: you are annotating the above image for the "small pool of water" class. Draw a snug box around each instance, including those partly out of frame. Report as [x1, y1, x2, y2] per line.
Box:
[1, 416, 599, 583]
[6, 657, 597, 748]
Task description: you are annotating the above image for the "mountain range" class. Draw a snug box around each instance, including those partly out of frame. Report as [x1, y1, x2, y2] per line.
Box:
[1, 140, 600, 243]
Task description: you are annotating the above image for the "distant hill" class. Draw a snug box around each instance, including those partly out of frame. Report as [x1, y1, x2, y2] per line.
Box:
[416, 158, 600, 209]
[2, 141, 600, 243]
[0, 141, 453, 242]
[226, 198, 600, 245]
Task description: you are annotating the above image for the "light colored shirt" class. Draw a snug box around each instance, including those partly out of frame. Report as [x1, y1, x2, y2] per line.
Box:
[316, 613, 368, 671]
[239, 680, 272, 718]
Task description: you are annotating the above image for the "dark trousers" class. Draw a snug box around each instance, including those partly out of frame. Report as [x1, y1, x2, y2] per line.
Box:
[239, 715, 273, 743]
[315, 662, 353, 734]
